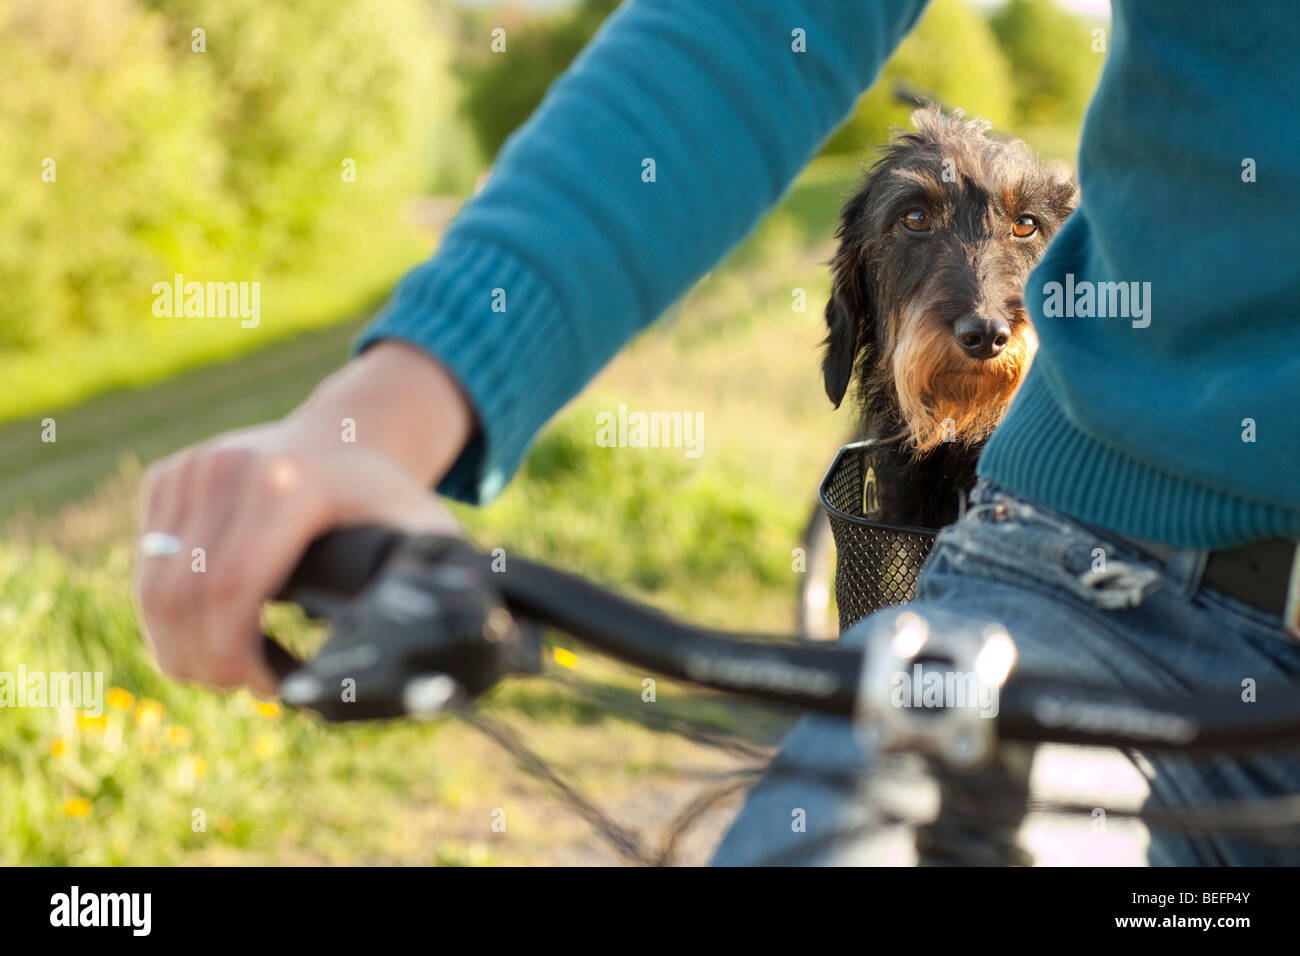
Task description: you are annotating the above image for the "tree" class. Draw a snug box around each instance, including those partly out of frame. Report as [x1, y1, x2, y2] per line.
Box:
[822, 0, 1015, 155]
[0, 0, 469, 349]
[461, 0, 623, 161]
[990, 0, 1103, 128]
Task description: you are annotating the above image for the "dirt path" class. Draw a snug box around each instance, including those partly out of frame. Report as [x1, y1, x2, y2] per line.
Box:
[0, 316, 371, 519]
[0, 195, 469, 520]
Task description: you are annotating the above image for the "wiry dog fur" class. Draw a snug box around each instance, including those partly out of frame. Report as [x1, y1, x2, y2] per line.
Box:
[823, 107, 1077, 528]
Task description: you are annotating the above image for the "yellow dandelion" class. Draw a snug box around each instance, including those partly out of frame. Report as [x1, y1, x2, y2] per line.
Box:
[106, 687, 134, 711]
[254, 700, 281, 720]
[190, 755, 208, 778]
[252, 734, 276, 759]
[76, 713, 107, 733]
[167, 726, 191, 747]
[63, 797, 93, 818]
[134, 699, 165, 728]
[49, 739, 66, 757]
[553, 647, 579, 670]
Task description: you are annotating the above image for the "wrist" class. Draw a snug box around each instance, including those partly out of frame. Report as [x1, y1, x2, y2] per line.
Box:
[291, 341, 476, 485]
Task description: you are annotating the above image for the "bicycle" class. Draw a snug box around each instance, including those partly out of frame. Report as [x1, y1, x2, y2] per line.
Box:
[796, 491, 838, 642]
[258, 515, 1300, 866]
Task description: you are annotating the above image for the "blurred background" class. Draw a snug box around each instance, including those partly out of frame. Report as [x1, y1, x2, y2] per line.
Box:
[0, 0, 1106, 864]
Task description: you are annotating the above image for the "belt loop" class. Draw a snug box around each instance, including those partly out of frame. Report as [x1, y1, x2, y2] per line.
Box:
[1163, 547, 1208, 599]
[1286, 544, 1300, 640]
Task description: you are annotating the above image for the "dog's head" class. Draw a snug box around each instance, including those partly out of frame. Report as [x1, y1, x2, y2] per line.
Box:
[822, 107, 1078, 454]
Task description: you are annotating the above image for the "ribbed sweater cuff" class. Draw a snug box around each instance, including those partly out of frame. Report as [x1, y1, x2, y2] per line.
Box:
[354, 238, 580, 504]
[979, 368, 1300, 549]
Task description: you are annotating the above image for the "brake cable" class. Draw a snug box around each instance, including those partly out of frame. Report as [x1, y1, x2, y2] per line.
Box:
[267, 527, 1300, 864]
[458, 710, 653, 866]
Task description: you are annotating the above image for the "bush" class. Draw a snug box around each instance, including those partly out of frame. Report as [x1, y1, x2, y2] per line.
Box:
[141, 0, 463, 263]
[0, 0, 470, 352]
[458, 405, 796, 601]
[991, 0, 1102, 129]
[0, 0, 230, 348]
[822, 0, 1014, 155]
[460, 0, 621, 161]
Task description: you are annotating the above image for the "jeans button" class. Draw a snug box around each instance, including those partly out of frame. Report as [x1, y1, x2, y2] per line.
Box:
[992, 501, 1010, 521]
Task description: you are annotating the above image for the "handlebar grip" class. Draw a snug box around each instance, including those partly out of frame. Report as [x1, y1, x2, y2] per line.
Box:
[274, 525, 402, 602]
[263, 526, 401, 686]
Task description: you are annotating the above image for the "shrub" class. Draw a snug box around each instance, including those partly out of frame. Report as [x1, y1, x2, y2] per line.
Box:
[990, 0, 1103, 129]
[822, 0, 1014, 155]
[0, 0, 470, 352]
[0, 0, 230, 348]
[460, 0, 621, 161]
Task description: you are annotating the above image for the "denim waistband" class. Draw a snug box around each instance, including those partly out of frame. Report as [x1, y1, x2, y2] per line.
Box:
[960, 480, 1209, 602]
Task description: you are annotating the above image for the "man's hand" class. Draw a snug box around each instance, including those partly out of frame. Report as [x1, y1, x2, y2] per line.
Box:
[133, 342, 475, 697]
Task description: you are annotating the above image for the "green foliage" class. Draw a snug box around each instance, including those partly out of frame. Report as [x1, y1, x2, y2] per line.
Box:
[0, 408, 798, 863]
[0, 0, 472, 353]
[0, 154, 861, 863]
[990, 0, 1103, 128]
[0, 0, 230, 349]
[141, 0, 460, 261]
[822, 0, 1014, 155]
[0, 539, 472, 864]
[460, 0, 622, 160]
[0, 227, 427, 431]
[455, 405, 797, 601]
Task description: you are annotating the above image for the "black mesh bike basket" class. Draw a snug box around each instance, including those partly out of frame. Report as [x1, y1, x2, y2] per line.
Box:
[818, 441, 937, 633]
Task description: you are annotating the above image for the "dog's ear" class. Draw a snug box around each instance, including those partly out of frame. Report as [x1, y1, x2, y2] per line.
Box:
[822, 241, 869, 408]
[1046, 160, 1080, 222]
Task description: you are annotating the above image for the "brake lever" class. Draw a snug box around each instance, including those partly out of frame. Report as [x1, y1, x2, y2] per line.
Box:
[269, 530, 531, 722]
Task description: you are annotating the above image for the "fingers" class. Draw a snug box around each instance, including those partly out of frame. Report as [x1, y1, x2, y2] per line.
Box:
[134, 429, 464, 700]
[134, 449, 203, 682]
[189, 453, 328, 697]
[138, 447, 197, 538]
[180, 446, 443, 696]
[136, 443, 314, 696]
[184, 447, 457, 697]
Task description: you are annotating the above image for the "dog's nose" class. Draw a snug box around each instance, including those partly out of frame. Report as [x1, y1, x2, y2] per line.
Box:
[954, 315, 1010, 360]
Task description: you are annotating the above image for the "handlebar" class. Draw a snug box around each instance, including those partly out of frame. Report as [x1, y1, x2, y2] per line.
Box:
[268, 527, 1300, 767]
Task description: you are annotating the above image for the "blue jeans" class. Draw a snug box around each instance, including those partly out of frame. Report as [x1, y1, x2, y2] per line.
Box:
[711, 481, 1300, 865]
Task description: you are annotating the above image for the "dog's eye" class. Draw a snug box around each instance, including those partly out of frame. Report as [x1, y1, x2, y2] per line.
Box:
[1012, 215, 1038, 238]
[901, 209, 931, 232]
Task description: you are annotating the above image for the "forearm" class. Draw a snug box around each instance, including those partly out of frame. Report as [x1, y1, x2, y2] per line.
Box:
[361, 0, 932, 502]
[137, 341, 467, 698]
[290, 341, 476, 486]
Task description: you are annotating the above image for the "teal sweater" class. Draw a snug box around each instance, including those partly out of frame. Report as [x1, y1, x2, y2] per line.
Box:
[358, 0, 1300, 549]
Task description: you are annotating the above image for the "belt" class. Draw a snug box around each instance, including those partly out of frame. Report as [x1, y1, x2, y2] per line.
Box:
[1112, 533, 1300, 639]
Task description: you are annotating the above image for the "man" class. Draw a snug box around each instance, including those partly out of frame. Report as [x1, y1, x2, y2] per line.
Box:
[135, 0, 1300, 864]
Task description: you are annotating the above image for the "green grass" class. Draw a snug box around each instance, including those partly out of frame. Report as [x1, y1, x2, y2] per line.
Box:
[0, 157, 859, 865]
[0, 526, 793, 865]
[0, 220, 431, 426]
[0, 116, 1087, 863]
